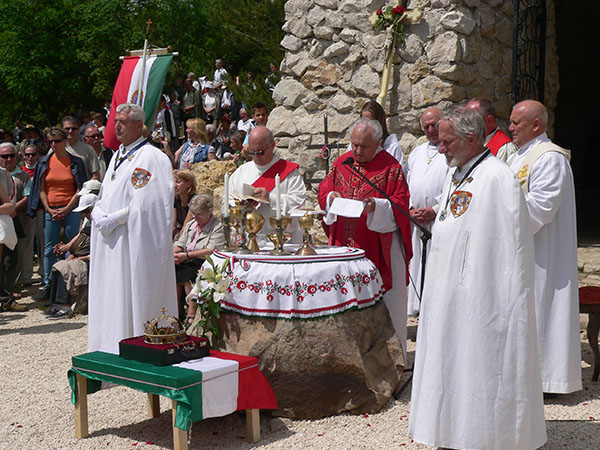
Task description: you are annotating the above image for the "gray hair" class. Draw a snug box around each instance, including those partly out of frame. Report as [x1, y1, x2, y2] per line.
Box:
[189, 194, 213, 214]
[441, 107, 487, 146]
[0, 142, 17, 152]
[349, 118, 383, 144]
[206, 124, 217, 134]
[62, 115, 80, 126]
[116, 103, 145, 123]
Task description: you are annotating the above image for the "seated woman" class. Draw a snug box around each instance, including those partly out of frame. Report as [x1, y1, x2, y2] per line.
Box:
[173, 194, 225, 324]
[44, 193, 96, 319]
[173, 169, 197, 239]
[173, 118, 216, 169]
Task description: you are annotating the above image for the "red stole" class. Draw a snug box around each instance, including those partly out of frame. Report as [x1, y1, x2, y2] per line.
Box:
[318, 151, 412, 290]
[487, 129, 512, 156]
[252, 159, 300, 192]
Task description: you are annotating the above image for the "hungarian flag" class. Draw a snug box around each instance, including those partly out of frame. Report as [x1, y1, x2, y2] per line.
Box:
[103, 53, 173, 150]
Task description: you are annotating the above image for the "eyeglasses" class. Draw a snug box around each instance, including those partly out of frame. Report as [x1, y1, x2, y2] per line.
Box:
[84, 134, 101, 140]
[0, 154, 16, 159]
[247, 150, 266, 157]
[24, 153, 37, 158]
[49, 139, 65, 144]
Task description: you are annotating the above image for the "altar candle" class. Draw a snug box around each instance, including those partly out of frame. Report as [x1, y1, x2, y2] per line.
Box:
[275, 174, 281, 220]
[223, 173, 230, 218]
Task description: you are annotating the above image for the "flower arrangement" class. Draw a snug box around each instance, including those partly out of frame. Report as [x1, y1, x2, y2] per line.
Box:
[187, 255, 232, 345]
[368, 1, 422, 46]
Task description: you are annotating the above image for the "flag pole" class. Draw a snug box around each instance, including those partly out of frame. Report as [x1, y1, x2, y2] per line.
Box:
[136, 19, 152, 107]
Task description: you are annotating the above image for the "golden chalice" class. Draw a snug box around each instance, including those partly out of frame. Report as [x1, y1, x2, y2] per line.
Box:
[295, 211, 317, 255]
[268, 216, 292, 255]
[245, 209, 265, 253]
[230, 205, 251, 253]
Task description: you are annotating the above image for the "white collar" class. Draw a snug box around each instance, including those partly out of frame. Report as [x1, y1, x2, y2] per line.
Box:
[517, 132, 550, 155]
[254, 155, 280, 173]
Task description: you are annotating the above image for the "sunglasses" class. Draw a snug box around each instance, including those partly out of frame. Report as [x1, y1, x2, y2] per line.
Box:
[64, 126, 78, 131]
[49, 139, 65, 144]
[85, 134, 101, 140]
[24, 153, 38, 157]
[247, 150, 266, 157]
[0, 154, 16, 159]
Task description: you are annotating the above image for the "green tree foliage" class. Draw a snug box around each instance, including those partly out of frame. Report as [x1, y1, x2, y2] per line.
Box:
[0, 0, 285, 128]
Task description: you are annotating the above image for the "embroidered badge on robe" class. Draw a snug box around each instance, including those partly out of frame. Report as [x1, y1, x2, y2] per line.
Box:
[131, 168, 151, 189]
[450, 191, 472, 218]
[516, 164, 529, 185]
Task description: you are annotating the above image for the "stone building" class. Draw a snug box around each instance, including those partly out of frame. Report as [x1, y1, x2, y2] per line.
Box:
[268, 0, 600, 241]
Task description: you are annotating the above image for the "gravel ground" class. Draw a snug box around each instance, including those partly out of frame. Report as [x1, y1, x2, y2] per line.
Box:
[1, 279, 599, 449]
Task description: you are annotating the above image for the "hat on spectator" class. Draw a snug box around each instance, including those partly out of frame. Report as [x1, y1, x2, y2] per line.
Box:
[73, 193, 97, 212]
[204, 81, 214, 89]
[78, 179, 102, 196]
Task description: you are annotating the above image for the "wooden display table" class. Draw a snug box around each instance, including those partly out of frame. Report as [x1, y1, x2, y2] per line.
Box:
[68, 350, 277, 449]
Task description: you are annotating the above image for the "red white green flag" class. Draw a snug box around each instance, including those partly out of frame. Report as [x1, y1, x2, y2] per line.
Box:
[103, 53, 172, 150]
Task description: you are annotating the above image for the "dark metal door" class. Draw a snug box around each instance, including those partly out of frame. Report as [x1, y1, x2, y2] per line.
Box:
[512, 0, 547, 102]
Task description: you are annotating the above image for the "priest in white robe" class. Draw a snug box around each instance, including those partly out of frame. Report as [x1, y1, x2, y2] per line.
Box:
[88, 103, 177, 354]
[409, 107, 546, 450]
[228, 126, 306, 247]
[404, 107, 448, 316]
[508, 99, 581, 394]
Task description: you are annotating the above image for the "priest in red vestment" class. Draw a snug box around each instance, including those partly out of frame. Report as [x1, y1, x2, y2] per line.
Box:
[318, 118, 412, 355]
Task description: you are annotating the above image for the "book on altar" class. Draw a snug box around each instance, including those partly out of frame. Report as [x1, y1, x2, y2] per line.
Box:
[330, 197, 364, 218]
[231, 183, 269, 204]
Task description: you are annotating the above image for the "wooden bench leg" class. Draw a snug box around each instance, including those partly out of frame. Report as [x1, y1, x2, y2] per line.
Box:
[246, 408, 261, 443]
[589, 312, 600, 382]
[74, 374, 89, 438]
[147, 393, 160, 418]
[172, 399, 188, 450]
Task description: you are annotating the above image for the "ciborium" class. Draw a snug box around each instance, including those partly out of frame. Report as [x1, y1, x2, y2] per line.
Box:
[245, 209, 265, 253]
[268, 216, 292, 255]
[295, 211, 317, 255]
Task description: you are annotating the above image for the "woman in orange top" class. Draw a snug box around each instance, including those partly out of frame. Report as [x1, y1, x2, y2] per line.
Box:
[31, 127, 87, 297]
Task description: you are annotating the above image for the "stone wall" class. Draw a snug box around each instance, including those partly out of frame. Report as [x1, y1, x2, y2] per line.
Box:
[268, 0, 559, 183]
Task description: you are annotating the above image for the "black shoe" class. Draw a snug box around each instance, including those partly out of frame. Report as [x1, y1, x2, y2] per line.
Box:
[33, 288, 50, 301]
[47, 307, 72, 320]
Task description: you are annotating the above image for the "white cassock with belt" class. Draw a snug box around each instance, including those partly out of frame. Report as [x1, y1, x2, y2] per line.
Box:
[88, 137, 178, 354]
[409, 153, 546, 450]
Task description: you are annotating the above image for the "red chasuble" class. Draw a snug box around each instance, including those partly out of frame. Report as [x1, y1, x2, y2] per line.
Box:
[318, 150, 412, 290]
[252, 159, 300, 191]
[486, 129, 512, 156]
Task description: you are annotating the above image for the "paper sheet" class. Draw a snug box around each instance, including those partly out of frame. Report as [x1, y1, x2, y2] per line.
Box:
[330, 197, 364, 218]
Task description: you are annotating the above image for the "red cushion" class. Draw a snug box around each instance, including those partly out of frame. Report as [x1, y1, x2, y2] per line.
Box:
[579, 286, 600, 305]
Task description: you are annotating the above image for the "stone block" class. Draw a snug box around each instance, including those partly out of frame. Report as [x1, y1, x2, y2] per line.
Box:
[293, 108, 324, 135]
[459, 35, 481, 64]
[285, 51, 315, 78]
[426, 31, 461, 64]
[301, 60, 342, 90]
[440, 6, 476, 35]
[351, 64, 381, 97]
[315, 0, 338, 9]
[328, 92, 355, 113]
[340, 28, 357, 43]
[286, 17, 313, 39]
[309, 40, 325, 58]
[307, 5, 327, 26]
[411, 75, 455, 107]
[323, 42, 349, 60]
[281, 34, 304, 52]
[398, 33, 424, 63]
[408, 56, 431, 83]
[476, 4, 497, 38]
[314, 25, 335, 40]
[284, 0, 315, 17]
[495, 16, 512, 47]
[268, 106, 298, 137]
[214, 301, 404, 419]
[273, 78, 311, 108]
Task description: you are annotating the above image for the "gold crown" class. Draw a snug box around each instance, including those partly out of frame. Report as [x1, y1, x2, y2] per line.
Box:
[144, 307, 187, 345]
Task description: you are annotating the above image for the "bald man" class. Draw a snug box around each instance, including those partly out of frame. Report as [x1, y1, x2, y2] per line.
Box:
[228, 126, 306, 247]
[508, 99, 581, 395]
[467, 97, 517, 162]
[403, 107, 448, 316]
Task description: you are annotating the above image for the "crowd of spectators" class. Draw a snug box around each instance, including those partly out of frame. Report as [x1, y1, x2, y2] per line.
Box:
[0, 58, 273, 317]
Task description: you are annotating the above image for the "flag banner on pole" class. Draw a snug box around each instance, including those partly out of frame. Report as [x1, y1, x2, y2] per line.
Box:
[103, 53, 173, 150]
